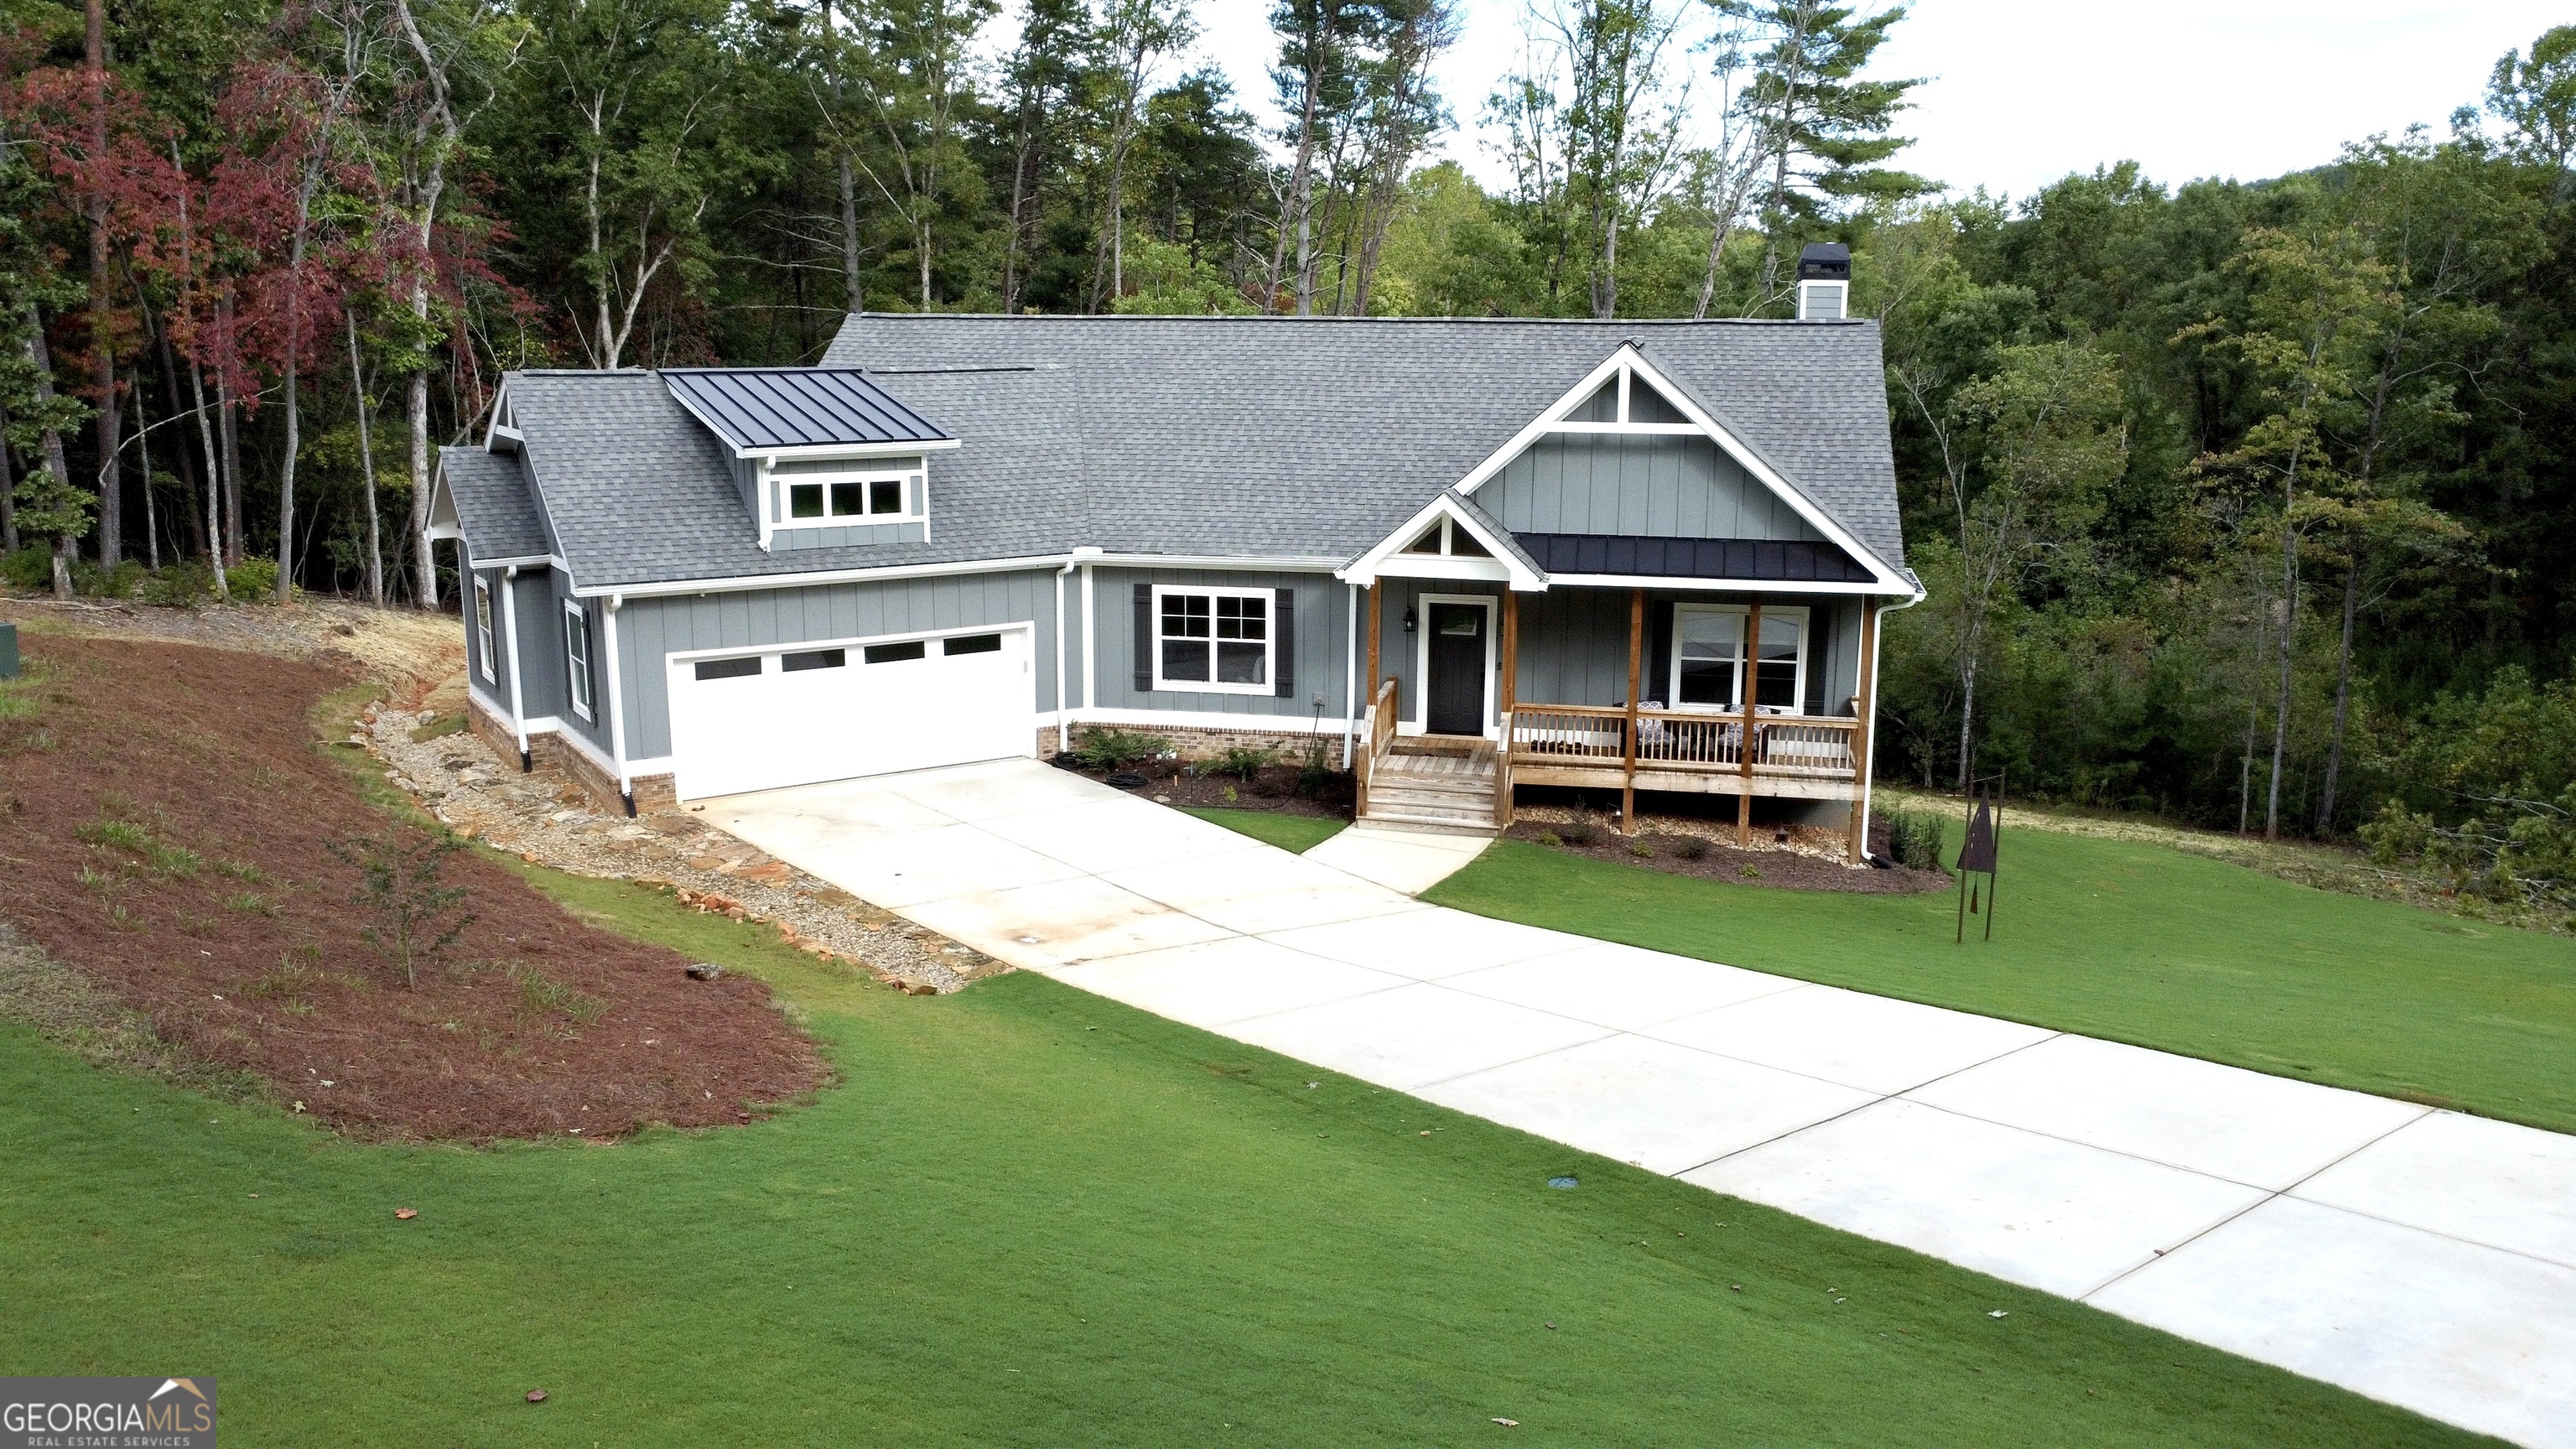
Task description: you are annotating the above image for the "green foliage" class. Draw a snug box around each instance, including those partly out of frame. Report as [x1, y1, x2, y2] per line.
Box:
[1, 548, 51, 589]
[1067, 726, 1161, 770]
[2362, 788, 2576, 925]
[325, 831, 477, 989]
[1208, 742, 1278, 782]
[74, 816, 202, 879]
[221, 558, 282, 602]
[1882, 809, 1945, 870]
[1182, 806, 1345, 853]
[505, 961, 605, 1030]
[137, 563, 216, 608]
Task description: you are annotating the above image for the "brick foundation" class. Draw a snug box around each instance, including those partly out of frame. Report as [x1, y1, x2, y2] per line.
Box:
[465, 693, 673, 816]
[1046, 719, 1349, 765]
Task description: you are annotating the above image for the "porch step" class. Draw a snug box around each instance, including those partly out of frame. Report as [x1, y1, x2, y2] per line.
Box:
[1354, 810, 1498, 836]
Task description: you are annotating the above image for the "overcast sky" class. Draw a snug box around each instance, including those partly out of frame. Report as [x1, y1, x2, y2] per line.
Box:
[1172, 0, 2569, 204]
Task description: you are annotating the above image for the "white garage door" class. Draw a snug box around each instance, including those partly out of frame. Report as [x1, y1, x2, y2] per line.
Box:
[667, 626, 1035, 799]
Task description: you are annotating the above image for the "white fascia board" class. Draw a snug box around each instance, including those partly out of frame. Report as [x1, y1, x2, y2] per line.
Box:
[750, 439, 960, 461]
[1337, 491, 1545, 591]
[1548, 572, 1920, 599]
[1452, 344, 1914, 595]
[483, 377, 515, 449]
[574, 553, 1077, 600]
[1092, 552, 1346, 574]
[576, 551, 1348, 601]
[469, 553, 564, 572]
[1450, 350, 1629, 496]
[1370, 554, 1515, 584]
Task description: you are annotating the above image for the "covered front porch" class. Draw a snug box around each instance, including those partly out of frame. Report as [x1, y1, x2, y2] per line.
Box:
[1348, 579, 1885, 860]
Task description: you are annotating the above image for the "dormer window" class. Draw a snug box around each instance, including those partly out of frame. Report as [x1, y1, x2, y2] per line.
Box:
[783, 469, 916, 522]
[761, 454, 929, 547]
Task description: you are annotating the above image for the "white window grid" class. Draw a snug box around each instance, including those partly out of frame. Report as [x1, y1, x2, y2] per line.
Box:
[1150, 585, 1273, 695]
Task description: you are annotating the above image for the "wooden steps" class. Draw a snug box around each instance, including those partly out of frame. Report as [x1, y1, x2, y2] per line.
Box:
[1363, 743, 1499, 834]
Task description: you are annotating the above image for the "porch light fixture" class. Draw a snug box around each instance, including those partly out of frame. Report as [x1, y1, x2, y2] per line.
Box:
[1402, 608, 1418, 633]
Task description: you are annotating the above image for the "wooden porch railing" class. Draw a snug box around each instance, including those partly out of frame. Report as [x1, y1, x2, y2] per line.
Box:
[1506, 704, 1861, 782]
[1353, 676, 1399, 818]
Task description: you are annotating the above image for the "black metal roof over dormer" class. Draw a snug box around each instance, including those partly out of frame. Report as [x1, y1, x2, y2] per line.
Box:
[662, 367, 951, 451]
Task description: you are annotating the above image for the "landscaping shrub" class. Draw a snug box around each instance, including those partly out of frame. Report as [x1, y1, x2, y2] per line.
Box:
[0, 545, 49, 588]
[1884, 809, 1945, 871]
[138, 562, 215, 607]
[1211, 743, 1278, 782]
[73, 558, 145, 599]
[223, 556, 283, 600]
[1555, 820, 1598, 847]
[1296, 740, 1337, 797]
[1628, 840, 1653, 858]
[1070, 726, 1160, 771]
[1673, 836, 1709, 861]
[1531, 830, 1562, 847]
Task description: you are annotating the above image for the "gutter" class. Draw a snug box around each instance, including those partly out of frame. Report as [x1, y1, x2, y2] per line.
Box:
[572, 551, 1348, 601]
[1855, 588, 1922, 864]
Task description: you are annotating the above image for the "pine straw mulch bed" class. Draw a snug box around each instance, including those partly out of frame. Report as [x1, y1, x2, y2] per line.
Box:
[1049, 756, 1358, 820]
[1500, 811, 1954, 895]
[0, 636, 826, 1142]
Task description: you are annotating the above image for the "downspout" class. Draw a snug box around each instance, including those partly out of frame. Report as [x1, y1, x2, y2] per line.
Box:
[1342, 579, 1358, 769]
[1857, 588, 1920, 862]
[1080, 558, 1098, 724]
[1054, 554, 1079, 753]
[501, 564, 530, 771]
[604, 591, 634, 817]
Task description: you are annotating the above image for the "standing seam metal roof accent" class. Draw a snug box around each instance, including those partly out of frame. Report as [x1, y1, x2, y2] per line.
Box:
[662, 367, 952, 449]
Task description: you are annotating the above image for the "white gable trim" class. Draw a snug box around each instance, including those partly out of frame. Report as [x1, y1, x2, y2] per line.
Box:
[1453, 345, 1914, 596]
[1338, 491, 1545, 592]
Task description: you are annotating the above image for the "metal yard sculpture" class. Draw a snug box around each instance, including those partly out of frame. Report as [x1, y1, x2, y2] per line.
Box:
[1955, 782, 2002, 943]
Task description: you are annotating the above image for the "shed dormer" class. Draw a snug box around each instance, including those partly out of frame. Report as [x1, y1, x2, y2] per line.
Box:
[662, 367, 958, 552]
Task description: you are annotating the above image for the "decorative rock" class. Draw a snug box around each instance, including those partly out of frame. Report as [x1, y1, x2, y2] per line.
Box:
[685, 963, 724, 981]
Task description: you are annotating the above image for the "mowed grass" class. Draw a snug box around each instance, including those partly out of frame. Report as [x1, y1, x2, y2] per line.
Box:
[1184, 806, 1347, 853]
[0, 866, 2476, 1446]
[1427, 826, 2576, 1135]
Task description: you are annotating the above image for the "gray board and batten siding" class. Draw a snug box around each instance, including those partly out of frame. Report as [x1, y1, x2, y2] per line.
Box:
[1479, 434, 1826, 544]
[1086, 568, 1353, 724]
[613, 569, 1064, 761]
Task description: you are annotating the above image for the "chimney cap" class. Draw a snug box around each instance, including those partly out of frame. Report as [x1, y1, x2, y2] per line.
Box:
[1797, 243, 1851, 281]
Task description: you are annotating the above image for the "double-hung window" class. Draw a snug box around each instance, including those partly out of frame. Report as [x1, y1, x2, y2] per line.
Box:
[564, 602, 595, 721]
[1671, 604, 1806, 713]
[1154, 586, 1270, 693]
[473, 576, 496, 683]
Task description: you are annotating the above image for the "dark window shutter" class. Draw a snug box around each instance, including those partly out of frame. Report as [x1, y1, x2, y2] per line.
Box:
[1132, 583, 1152, 692]
[1275, 588, 1296, 697]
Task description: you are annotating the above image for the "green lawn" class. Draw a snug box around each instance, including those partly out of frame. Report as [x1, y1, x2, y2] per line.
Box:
[1427, 828, 2576, 1135]
[1185, 806, 1347, 853]
[0, 865, 2473, 1446]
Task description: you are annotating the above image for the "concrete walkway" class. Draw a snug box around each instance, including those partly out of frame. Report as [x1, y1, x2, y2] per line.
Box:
[1303, 820, 1493, 895]
[708, 759, 2576, 1449]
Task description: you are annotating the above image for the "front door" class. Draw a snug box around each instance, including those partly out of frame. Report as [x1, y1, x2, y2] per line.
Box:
[1425, 602, 1488, 736]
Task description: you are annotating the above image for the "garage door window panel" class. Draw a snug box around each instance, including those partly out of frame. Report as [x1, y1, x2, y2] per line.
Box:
[1154, 587, 1270, 693]
[865, 641, 927, 664]
[784, 648, 847, 672]
[694, 655, 764, 682]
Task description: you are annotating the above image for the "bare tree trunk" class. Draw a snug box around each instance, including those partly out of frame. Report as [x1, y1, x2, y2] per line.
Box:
[349, 312, 383, 605]
[24, 302, 78, 599]
[2315, 557, 2360, 834]
[217, 369, 242, 564]
[188, 356, 227, 600]
[131, 367, 158, 570]
[1955, 654, 1976, 793]
[86, 0, 121, 567]
[839, 154, 863, 312]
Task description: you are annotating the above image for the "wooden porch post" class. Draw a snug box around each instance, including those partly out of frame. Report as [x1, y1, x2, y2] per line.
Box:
[1846, 600, 1882, 863]
[1498, 589, 1520, 829]
[1500, 589, 1519, 714]
[1623, 588, 1643, 835]
[1738, 593, 1763, 848]
[1366, 582, 1383, 708]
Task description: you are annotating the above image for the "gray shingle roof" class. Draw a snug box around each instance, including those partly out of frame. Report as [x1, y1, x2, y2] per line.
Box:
[663, 367, 950, 449]
[437, 446, 551, 564]
[464, 316, 1905, 591]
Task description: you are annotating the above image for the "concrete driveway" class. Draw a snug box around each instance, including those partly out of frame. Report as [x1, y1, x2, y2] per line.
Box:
[708, 758, 2576, 1449]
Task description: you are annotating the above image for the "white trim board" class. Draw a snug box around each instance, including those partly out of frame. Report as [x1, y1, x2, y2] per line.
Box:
[1339, 491, 1543, 591]
[1412, 593, 1499, 736]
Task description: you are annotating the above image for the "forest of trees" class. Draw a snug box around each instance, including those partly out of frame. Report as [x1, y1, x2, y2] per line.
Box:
[4, 0, 2574, 860]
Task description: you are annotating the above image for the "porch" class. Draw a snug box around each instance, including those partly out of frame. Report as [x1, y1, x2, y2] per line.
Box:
[1352, 584, 1883, 860]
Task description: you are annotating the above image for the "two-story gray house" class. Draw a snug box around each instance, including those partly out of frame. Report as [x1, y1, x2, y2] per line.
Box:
[428, 268, 1921, 859]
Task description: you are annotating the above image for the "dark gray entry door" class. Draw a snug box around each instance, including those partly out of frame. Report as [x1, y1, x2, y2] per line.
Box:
[1426, 602, 1488, 736]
